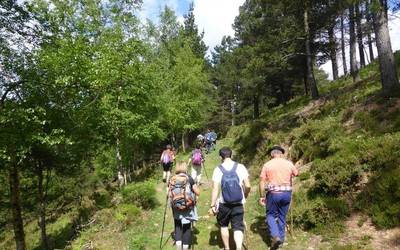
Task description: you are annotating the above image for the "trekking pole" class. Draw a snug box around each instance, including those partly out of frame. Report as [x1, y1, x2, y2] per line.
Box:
[242, 205, 250, 250]
[202, 162, 209, 180]
[191, 221, 195, 250]
[159, 194, 169, 249]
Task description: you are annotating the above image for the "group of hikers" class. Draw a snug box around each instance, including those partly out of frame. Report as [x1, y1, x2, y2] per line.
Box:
[159, 137, 298, 250]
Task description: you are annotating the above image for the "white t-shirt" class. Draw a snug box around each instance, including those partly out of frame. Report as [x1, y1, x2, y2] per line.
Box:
[212, 159, 249, 204]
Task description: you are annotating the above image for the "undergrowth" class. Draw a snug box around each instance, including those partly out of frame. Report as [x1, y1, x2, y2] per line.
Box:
[230, 52, 400, 232]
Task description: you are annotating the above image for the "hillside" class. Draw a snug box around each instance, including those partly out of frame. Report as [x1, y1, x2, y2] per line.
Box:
[2, 55, 399, 250]
[68, 53, 400, 249]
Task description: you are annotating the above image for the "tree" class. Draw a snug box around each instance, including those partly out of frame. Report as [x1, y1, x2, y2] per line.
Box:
[183, 3, 208, 59]
[340, 13, 349, 75]
[371, 0, 400, 96]
[304, 2, 319, 99]
[349, 4, 360, 82]
[355, 3, 366, 67]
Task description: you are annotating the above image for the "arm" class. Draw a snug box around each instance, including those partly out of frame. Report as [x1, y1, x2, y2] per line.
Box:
[208, 181, 219, 215]
[192, 184, 200, 197]
[210, 181, 219, 207]
[292, 165, 299, 176]
[259, 165, 267, 206]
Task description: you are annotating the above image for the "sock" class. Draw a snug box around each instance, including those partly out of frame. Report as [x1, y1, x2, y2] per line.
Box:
[166, 171, 171, 182]
[182, 244, 189, 250]
[175, 241, 182, 250]
[233, 230, 243, 250]
[163, 171, 166, 179]
[197, 174, 201, 184]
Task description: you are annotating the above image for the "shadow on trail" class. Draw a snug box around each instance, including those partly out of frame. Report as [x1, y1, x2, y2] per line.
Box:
[250, 216, 272, 247]
[208, 223, 241, 249]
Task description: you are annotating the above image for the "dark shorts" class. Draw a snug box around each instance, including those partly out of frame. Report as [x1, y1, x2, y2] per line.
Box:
[174, 219, 191, 245]
[162, 162, 173, 171]
[217, 203, 244, 232]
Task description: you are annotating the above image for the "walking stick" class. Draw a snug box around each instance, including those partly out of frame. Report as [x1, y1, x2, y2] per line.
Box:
[202, 162, 209, 180]
[191, 221, 195, 250]
[242, 205, 250, 250]
[159, 193, 169, 249]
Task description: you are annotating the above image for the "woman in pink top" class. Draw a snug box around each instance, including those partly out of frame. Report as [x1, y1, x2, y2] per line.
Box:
[258, 145, 298, 249]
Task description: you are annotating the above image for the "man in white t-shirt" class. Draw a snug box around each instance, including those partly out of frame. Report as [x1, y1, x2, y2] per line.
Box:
[209, 147, 251, 250]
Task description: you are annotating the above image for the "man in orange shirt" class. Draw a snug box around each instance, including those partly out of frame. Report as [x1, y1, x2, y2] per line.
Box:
[259, 145, 298, 249]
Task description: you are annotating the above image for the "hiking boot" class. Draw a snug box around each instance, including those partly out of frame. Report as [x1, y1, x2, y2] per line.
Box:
[270, 236, 282, 250]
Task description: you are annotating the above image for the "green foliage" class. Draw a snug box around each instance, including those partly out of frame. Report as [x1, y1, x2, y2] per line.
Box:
[298, 172, 311, 181]
[114, 204, 141, 226]
[356, 167, 400, 228]
[292, 191, 349, 232]
[121, 181, 158, 209]
[128, 234, 147, 250]
[93, 188, 112, 209]
[291, 117, 342, 162]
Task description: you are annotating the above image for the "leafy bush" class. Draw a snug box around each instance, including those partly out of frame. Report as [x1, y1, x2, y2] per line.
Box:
[292, 190, 349, 231]
[356, 166, 400, 229]
[290, 117, 342, 162]
[128, 234, 147, 250]
[93, 188, 112, 209]
[121, 181, 158, 209]
[114, 204, 141, 226]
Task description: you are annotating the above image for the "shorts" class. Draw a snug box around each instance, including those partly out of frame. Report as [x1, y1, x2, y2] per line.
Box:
[216, 203, 244, 232]
[162, 162, 173, 171]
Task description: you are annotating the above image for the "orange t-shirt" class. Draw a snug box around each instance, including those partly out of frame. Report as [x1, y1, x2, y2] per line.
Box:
[259, 158, 298, 185]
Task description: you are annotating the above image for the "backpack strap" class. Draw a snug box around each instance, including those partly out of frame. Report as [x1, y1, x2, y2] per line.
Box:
[218, 162, 238, 174]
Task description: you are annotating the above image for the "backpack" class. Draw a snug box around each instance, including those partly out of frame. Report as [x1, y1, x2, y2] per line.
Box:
[169, 174, 195, 211]
[219, 162, 243, 204]
[192, 149, 202, 166]
[161, 151, 171, 164]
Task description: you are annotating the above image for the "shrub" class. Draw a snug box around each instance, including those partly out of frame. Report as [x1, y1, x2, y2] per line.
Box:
[311, 156, 365, 195]
[114, 204, 141, 226]
[290, 117, 342, 162]
[121, 181, 158, 209]
[128, 235, 147, 250]
[291, 190, 349, 231]
[356, 166, 400, 229]
[93, 188, 112, 209]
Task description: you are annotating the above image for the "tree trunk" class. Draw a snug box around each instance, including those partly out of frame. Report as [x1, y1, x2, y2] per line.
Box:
[355, 4, 366, 67]
[304, 7, 319, 99]
[372, 0, 400, 96]
[328, 25, 339, 80]
[9, 164, 26, 250]
[340, 14, 348, 75]
[116, 136, 125, 185]
[366, 0, 374, 61]
[349, 5, 360, 82]
[230, 97, 236, 126]
[181, 132, 186, 153]
[253, 93, 260, 119]
[303, 68, 309, 95]
[37, 164, 50, 250]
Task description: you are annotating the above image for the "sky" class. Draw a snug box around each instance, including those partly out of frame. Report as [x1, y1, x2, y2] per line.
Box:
[139, 0, 400, 79]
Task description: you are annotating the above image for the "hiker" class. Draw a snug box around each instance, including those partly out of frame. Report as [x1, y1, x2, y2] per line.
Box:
[160, 144, 175, 183]
[205, 129, 217, 153]
[196, 133, 205, 146]
[168, 162, 200, 250]
[209, 147, 251, 250]
[187, 143, 205, 185]
[258, 145, 298, 249]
